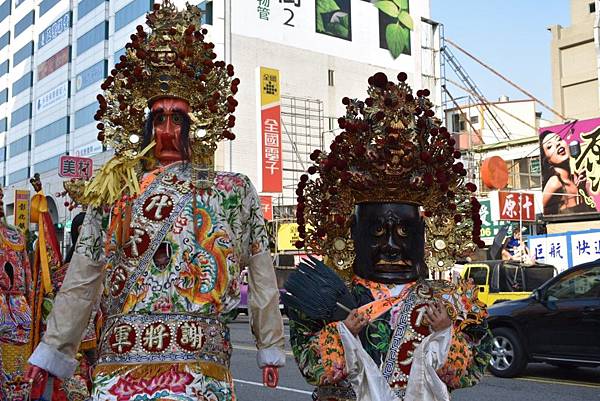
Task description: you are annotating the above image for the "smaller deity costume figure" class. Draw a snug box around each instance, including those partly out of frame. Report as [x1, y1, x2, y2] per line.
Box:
[285, 73, 492, 401]
[27, 2, 285, 400]
[0, 189, 33, 399]
[29, 175, 91, 400]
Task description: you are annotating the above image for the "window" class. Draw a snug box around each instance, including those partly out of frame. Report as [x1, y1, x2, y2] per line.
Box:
[328, 117, 336, 131]
[0, 0, 10, 24]
[509, 157, 542, 190]
[546, 266, 600, 300]
[0, 117, 6, 132]
[0, 60, 8, 77]
[114, 47, 126, 62]
[74, 102, 97, 129]
[40, 0, 60, 15]
[451, 113, 466, 132]
[35, 116, 68, 146]
[76, 60, 106, 91]
[8, 167, 29, 184]
[0, 88, 7, 104]
[39, 12, 71, 49]
[12, 71, 32, 97]
[470, 115, 479, 124]
[0, 147, 5, 161]
[76, 21, 107, 56]
[590, 2, 596, 13]
[13, 41, 34, 66]
[467, 266, 488, 286]
[199, 0, 212, 25]
[0, 32, 9, 50]
[115, 0, 152, 31]
[14, 10, 34, 37]
[78, 0, 105, 20]
[328, 70, 334, 86]
[9, 135, 30, 157]
[35, 153, 63, 173]
[11, 103, 32, 127]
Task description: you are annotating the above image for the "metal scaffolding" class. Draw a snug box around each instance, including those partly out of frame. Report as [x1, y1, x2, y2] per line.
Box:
[275, 95, 325, 221]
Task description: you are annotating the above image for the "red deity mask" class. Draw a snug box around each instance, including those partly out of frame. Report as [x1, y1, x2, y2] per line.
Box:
[151, 98, 191, 164]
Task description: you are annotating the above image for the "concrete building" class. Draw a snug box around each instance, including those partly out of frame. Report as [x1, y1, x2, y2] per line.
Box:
[549, 0, 600, 120]
[445, 97, 551, 192]
[0, 0, 441, 245]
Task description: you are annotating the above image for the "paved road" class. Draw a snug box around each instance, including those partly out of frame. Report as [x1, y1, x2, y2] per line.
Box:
[229, 317, 600, 401]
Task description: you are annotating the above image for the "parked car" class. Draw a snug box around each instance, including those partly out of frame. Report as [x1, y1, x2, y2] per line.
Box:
[461, 260, 557, 306]
[234, 269, 286, 319]
[487, 259, 600, 378]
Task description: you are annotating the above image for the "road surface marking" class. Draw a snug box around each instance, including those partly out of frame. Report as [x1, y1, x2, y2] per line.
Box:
[233, 343, 295, 357]
[515, 376, 600, 389]
[233, 379, 313, 395]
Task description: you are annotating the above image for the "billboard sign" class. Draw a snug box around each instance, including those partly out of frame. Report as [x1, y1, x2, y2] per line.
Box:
[540, 118, 600, 215]
[58, 155, 93, 179]
[39, 12, 70, 49]
[259, 195, 273, 220]
[529, 229, 600, 272]
[38, 46, 70, 81]
[36, 82, 68, 112]
[497, 191, 536, 222]
[259, 67, 283, 193]
[14, 190, 30, 233]
[478, 198, 502, 241]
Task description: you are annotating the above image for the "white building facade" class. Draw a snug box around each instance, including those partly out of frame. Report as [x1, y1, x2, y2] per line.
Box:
[1, 0, 440, 229]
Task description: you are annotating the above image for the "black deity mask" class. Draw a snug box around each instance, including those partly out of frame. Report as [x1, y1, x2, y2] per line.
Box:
[350, 202, 427, 284]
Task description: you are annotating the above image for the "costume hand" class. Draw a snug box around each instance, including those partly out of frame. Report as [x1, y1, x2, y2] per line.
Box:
[423, 301, 452, 332]
[25, 364, 48, 399]
[25, 364, 46, 383]
[262, 366, 279, 388]
[343, 309, 369, 336]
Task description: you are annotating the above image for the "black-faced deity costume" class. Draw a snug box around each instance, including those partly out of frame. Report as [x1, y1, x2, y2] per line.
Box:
[286, 73, 492, 401]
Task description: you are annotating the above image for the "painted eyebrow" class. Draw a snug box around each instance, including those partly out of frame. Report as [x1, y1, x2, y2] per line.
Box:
[152, 107, 187, 114]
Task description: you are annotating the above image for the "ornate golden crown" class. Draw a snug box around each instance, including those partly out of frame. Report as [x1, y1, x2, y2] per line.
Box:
[97, 0, 237, 162]
[72, 1, 239, 206]
[295, 72, 483, 275]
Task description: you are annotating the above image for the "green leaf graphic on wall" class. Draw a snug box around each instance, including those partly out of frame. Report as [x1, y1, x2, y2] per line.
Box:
[315, 0, 352, 41]
[373, 0, 413, 58]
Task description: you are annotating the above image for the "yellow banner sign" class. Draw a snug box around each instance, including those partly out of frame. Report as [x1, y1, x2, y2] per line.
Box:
[277, 222, 308, 252]
[14, 190, 30, 233]
[260, 67, 280, 107]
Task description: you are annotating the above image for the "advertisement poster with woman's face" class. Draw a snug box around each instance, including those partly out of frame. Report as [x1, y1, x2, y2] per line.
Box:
[539, 118, 600, 215]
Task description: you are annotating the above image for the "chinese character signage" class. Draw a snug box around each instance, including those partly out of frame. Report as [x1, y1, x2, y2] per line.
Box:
[38, 47, 70, 81]
[529, 229, 600, 273]
[259, 195, 273, 220]
[259, 66, 283, 193]
[497, 191, 536, 222]
[58, 155, 93, 179]
[36, 82, 68, 112]
[478, 198, 502, 241]
[14, 190, 30, 233]
[39, 12, 71, 49]
[540, 118, 600, 216]
[74, 142, 103, 157]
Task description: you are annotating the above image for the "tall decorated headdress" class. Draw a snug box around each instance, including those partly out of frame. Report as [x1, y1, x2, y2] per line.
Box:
[295, 72, 484, 277]
[69, 0, 239, 206]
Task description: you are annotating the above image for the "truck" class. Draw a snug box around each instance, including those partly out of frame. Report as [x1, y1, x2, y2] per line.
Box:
[461, 261, 557, 306]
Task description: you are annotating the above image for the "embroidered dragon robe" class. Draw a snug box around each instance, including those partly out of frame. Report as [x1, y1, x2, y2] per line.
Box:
[29, 162, 285, 401]
[289, 277, 492, 401]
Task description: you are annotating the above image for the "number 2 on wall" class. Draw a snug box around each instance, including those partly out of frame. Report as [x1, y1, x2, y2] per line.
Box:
[284, 8, 294, 26]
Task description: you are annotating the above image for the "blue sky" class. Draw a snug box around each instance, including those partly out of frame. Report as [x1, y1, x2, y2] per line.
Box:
[431, 0, 570, 120]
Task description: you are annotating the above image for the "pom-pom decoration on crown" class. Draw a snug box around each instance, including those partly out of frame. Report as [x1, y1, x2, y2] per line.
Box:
[73, 0, 239, 206]
[295, 72, 484, 276]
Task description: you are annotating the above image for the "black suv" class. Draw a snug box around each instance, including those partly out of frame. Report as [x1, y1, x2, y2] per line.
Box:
[487, 259, 600, 377]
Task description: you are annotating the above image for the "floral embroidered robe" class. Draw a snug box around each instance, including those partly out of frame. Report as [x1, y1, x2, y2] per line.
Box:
[29, 162, 285, 401]
[289, 277, 492, 400]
